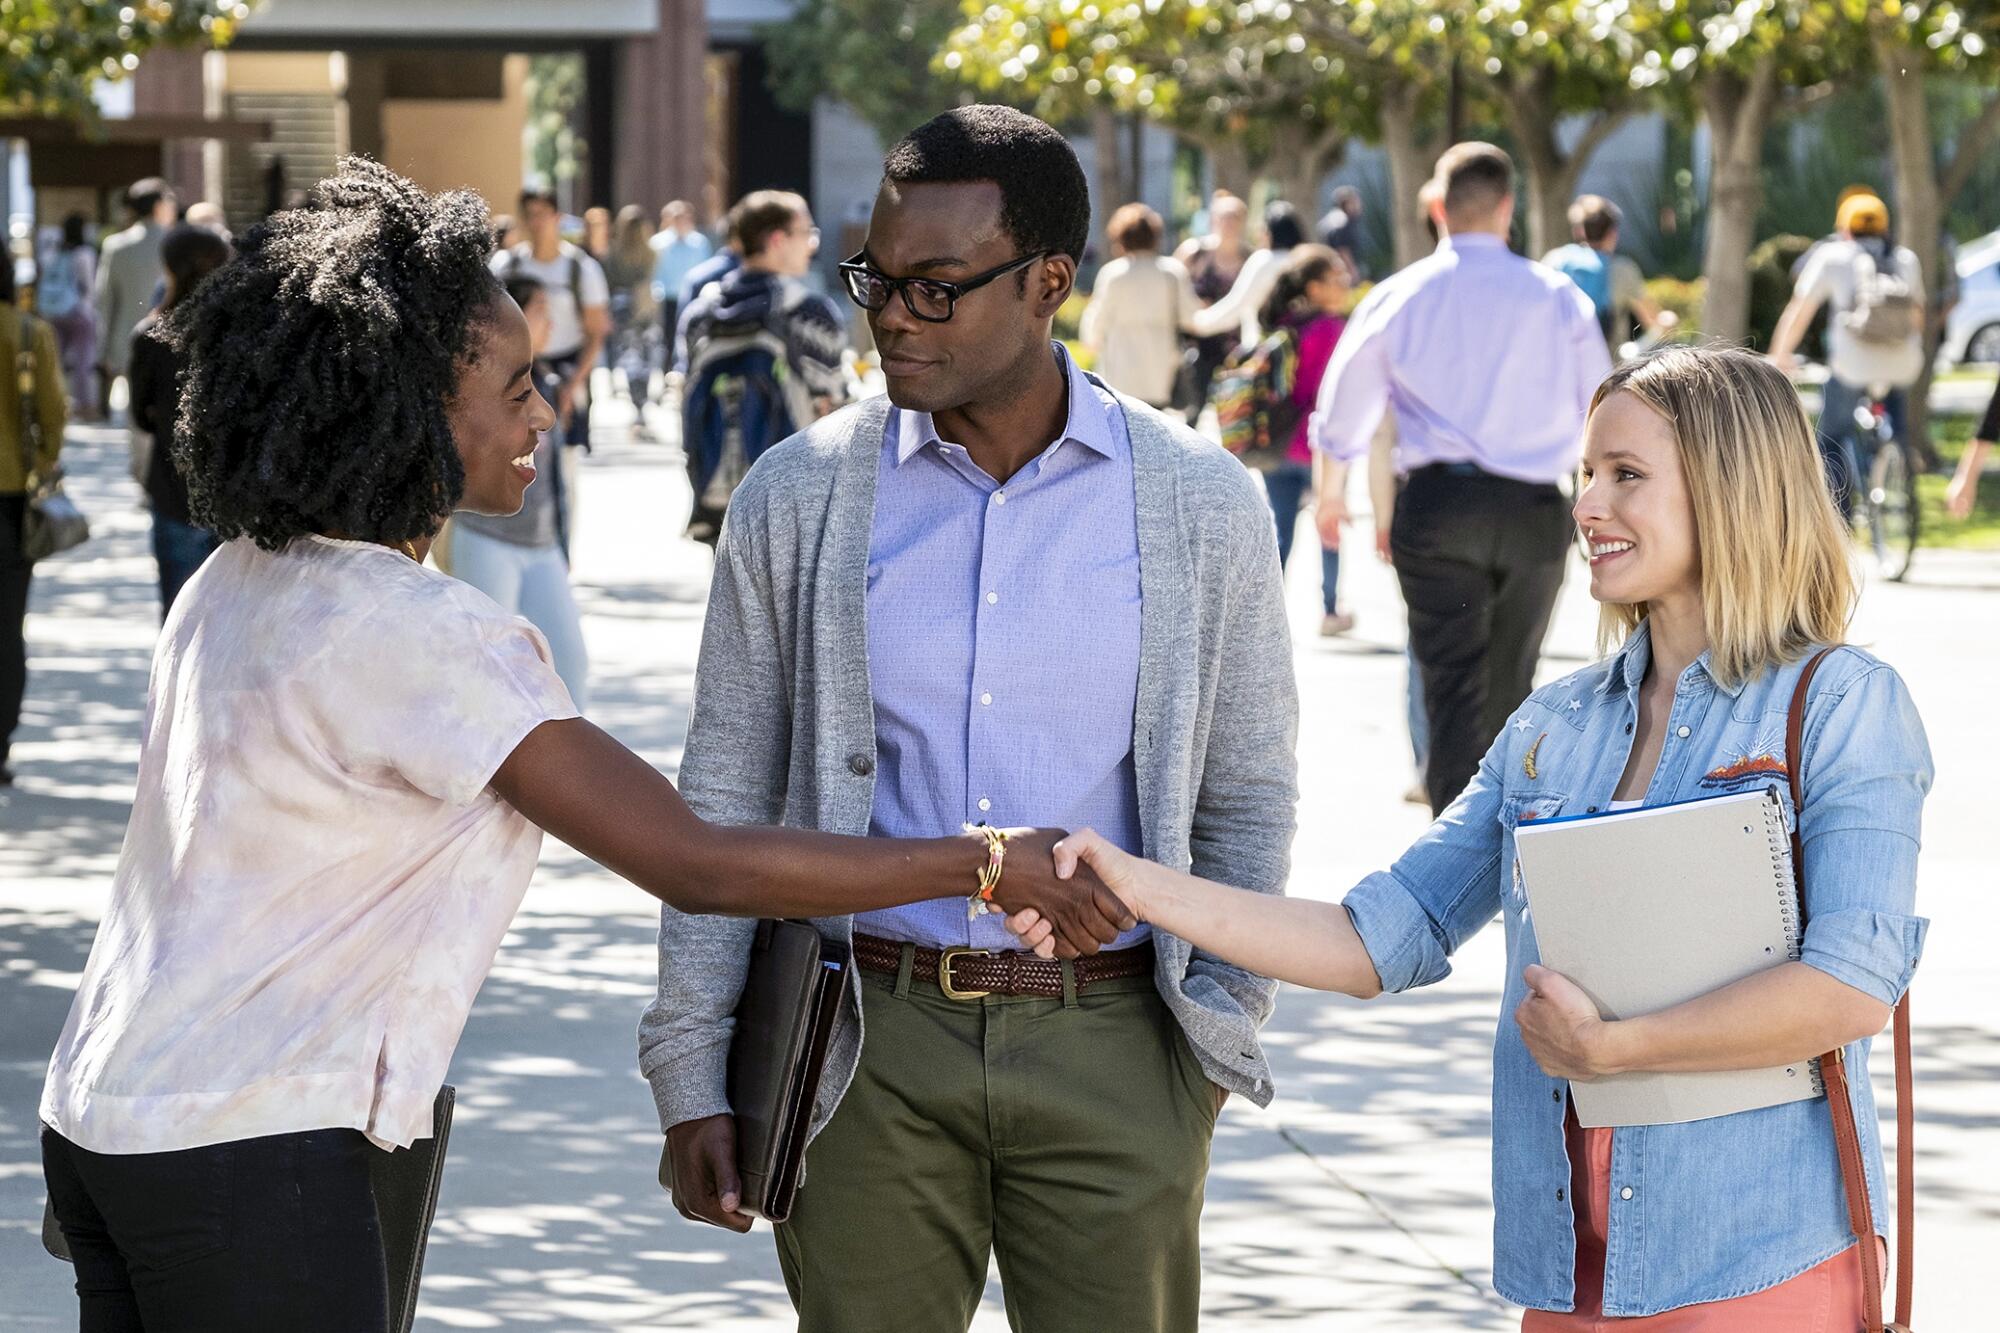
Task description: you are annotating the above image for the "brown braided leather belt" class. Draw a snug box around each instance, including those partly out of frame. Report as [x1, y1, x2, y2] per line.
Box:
[851, 931, 1154, 1001]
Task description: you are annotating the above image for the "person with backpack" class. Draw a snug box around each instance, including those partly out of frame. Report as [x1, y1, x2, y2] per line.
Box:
[38, 217, 99, 419]
[677, 190, 848, 545]
[1213, 244, 1354, 635]
[1768, 192, 1926, 516]
[1542, 195, 1677, 360]
[489, 187, 610, 451]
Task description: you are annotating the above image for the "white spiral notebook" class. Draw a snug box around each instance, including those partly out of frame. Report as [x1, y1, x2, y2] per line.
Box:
[1514, 789, 1823, 1128]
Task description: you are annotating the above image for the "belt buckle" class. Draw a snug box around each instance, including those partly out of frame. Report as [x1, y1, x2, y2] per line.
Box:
[938, 947, 992, 1001]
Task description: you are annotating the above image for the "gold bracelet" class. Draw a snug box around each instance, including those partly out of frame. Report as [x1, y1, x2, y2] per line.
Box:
[964, 822, 1010, 919]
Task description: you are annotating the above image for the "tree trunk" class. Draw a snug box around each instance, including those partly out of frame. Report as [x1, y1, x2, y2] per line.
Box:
[1090, 105, 1131, 218]
[1269, 120, 1346, 221]
[1205, 134, 1254, 203]
[1698, 60, 1776, 345]
[1877, 32, 1944, 467]
[1381, 84, 1443, 272]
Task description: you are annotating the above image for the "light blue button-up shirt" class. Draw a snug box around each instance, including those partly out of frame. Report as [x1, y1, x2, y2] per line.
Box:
[1343, 622, 1932, 1317]
[855, 345, 1148, 951]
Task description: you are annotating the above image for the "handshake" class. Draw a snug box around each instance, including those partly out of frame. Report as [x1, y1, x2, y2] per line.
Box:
[984, 827, 1143, 960]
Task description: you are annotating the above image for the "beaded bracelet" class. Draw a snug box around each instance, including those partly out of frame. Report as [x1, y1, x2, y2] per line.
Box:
[964, 822, 1010, 919]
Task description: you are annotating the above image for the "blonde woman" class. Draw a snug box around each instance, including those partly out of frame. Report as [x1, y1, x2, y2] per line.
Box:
[1025, 346, 1930, 1327]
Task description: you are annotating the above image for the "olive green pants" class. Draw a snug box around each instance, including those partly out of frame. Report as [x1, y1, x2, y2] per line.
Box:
[774, 959, 1219, 1333]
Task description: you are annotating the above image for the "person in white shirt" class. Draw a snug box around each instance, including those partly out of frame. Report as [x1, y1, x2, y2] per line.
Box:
[37, 159, 1130, 1333]
[1080, 203, 1200, 408]
[490, 187, 611, 448]
[1767, 192, 1926, 516]
[1186, 201, 1308, 350]
[1310, 142, 1612, 812]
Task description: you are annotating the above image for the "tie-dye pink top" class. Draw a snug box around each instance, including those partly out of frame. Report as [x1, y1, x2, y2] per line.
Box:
[41, 535, 577, 1153]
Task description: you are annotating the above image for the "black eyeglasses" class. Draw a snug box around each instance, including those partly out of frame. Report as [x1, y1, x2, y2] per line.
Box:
[838, 250, 1050, 322]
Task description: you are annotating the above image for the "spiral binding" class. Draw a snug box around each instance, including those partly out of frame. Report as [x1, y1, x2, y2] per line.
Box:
[1764, 792, 1826, 1095]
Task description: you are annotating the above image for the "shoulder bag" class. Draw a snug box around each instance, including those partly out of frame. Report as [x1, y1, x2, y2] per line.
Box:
[1788, 648, 1915, 1333]
[15, 309, 89, 562]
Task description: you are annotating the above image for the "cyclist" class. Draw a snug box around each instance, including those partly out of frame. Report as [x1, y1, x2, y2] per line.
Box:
[1768, 192, 1925, 516]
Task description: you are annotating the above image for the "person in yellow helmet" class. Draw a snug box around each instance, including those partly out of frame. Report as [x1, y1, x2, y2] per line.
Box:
[1768, 191, 1926, 516]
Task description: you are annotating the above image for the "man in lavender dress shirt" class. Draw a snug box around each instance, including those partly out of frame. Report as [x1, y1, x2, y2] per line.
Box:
[1311, 143, 1612, 812]
[642, 107, 1298, 1331]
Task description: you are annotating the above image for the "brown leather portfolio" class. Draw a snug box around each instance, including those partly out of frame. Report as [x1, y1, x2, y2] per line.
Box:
[660, 918, 848, 1224]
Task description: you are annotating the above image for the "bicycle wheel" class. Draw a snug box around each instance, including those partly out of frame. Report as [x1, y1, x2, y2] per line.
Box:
[1866, 438, 1917, 582]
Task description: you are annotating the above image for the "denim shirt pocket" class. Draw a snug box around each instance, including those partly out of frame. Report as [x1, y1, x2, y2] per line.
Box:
[1500, 792, 1570, 938]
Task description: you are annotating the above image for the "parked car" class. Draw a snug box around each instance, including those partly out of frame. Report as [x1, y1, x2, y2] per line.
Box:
[1940, 228, 2000, 366]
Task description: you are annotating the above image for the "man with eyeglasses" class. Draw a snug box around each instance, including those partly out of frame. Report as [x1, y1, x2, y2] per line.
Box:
[642, 105, 1297, 1331]
[675, 190, 849, 543]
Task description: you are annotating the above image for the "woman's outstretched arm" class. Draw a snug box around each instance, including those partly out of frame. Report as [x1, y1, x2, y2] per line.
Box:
[492, 717, 1135, 957]
[1010, 828, 1384, 997]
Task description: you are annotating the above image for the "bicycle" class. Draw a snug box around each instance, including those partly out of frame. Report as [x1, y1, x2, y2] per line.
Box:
[1790, 363, 1920, 582]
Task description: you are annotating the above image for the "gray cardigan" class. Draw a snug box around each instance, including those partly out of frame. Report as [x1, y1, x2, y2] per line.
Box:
[638, 387, 1299, 1136]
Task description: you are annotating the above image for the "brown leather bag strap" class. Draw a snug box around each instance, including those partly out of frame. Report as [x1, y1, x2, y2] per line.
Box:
[1787, 647, 1914, 1332]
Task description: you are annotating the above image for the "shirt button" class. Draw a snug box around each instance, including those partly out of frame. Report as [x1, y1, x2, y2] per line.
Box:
[993, 491, 1008, 505]
[1552, 1089, 1562, 1102]
[1676, 726, 1691, 739]
[978, 797, 992, 812]
[980, 692, 993, 706]
[847, 753, 874, 777]
[1619, 1186, 1635, 1201]
[986, 591, 999, 605]
[1556, 1187, 1565, 1202]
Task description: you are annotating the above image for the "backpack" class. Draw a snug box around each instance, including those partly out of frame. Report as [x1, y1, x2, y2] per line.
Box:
[37, 249, 80, 319]
[1841, 247, 1921, 349]
[1547, 243, 1614, 339]
[680, 310, 814, 545]
[1212, 325, 1301, 471]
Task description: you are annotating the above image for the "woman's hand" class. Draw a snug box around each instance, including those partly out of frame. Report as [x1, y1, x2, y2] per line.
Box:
[987, 828, 1136, 959]
[1516, 964, 1621, 1080]
[1005, 828, 1146, 956]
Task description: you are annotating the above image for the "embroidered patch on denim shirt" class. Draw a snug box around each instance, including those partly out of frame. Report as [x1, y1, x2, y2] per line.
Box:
[1698, 754, 1789, 787]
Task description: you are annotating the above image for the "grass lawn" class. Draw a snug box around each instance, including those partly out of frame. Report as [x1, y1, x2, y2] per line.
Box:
[1918, 414, 2000, 549]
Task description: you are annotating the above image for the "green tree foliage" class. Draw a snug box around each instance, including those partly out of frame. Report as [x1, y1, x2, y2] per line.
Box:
[764, 0, 977, 147]
[1, 1, 253, 119]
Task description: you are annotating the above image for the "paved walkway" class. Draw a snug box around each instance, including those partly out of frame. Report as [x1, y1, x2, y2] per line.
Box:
[2, 390, 1995, 1329]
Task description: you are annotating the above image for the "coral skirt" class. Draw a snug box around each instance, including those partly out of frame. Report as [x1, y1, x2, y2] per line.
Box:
[1521, 1108, 1871, 1331]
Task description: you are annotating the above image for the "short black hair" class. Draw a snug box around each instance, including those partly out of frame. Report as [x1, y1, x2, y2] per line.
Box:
[1264, 202, 1305, 252]
[518, 186, 559, 211]
[882, 105, 1090, 263]
[159, 224, 231, 313]
[127, 176, 173, 217]
[165, 157, 509, 551]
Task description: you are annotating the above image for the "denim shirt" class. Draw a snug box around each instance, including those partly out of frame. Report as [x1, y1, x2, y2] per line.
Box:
[1343, 622, 1932, 1316]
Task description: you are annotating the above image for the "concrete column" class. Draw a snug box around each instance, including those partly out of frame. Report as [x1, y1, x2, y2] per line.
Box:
[132, 45, 207, 201]
[612, 0, 708, 216]
[342, 52, 388, 165]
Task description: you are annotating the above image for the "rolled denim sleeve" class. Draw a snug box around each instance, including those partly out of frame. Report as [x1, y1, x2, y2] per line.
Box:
[1795, 661, 1933, 1006]
[1343, 738, 1508, 994]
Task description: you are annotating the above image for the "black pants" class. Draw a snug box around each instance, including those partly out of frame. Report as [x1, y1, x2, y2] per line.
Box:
[1391, 465, 1572, 813]
[0, 495, 32, 771]
[41, 1124, 390, 1333]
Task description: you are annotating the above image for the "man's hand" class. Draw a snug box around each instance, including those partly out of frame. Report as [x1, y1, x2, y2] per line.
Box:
[1946, 465, 1981, 520]
[663, 1114, 754, 1232]
[1006, 827, 1146, 957]
[1315, 495, 1347, 550]
[557, 376, 584, 422]
[989, 828, 1135, 958]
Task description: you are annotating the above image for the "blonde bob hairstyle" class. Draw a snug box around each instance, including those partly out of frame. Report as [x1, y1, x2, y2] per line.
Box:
[1589, 345, 1856, 688]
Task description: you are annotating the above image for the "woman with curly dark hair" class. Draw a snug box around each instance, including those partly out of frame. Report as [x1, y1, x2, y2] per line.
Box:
[36, 160, 1130, 1332]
